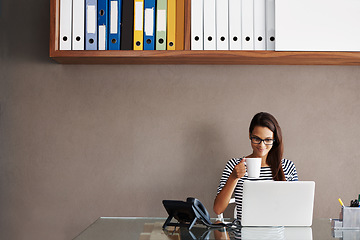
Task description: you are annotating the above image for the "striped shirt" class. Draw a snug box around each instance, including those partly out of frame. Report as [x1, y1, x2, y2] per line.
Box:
[216, 158, 298, 220]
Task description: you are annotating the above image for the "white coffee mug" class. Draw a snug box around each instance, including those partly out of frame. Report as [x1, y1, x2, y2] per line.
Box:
[245, 158, 261, 178]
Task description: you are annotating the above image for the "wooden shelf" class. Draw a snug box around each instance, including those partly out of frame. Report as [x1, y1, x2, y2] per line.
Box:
[49, 50, 360, 65]
[49, 0, 360, 65]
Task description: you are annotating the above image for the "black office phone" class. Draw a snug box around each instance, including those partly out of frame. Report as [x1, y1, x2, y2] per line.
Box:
[162, 197, 224, 230]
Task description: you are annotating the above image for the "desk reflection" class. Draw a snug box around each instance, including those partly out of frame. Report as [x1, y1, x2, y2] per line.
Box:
[332, 229, 360, 240]
[72, 217, 335, 240]
[241, 227, 312, 240]
[160, 225, 313, 240]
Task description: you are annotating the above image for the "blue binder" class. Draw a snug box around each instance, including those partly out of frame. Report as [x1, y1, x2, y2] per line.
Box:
[143, 0, 156, 50]
[108, 0, 122, 50]
[98, 0, 108, 50]
[86, 0, 98, 50]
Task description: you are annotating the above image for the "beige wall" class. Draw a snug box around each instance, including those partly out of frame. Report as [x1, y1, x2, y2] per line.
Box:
[1, 1, 360, 240]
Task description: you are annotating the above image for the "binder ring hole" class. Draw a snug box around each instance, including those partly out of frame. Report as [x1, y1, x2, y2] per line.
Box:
[76, 36, 81, 41]
[258, 36, 263, 41]
[159, 38, 164, 44]
[208, 36, 212, 41]
[270, 37, 275, 41]
[195, 36, 199, 41]
[169, 42, 174, 47]
[136, 41, 141, 46]
[112, 39, 117, 44]
[245, 37, 251, 41]
[63, 36, 68, 41]
[89, 39, 94, 44]
[146, 39, 152, 44]
[100, 9, 105, 16]
[220, 36, 225, 41]
[233, 36, 238, 41]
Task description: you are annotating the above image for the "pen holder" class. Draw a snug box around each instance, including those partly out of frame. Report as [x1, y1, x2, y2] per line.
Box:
[341, 207, 360, 228]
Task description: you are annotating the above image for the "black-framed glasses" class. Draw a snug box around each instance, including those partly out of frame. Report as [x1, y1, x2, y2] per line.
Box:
[250, 136, 275, 145]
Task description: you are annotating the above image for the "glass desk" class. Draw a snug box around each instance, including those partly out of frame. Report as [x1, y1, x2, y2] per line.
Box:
[73, 217, 359, 240]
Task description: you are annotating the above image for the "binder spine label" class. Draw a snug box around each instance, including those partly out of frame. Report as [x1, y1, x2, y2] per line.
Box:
[87, 5, 96, 33]
[135, 2, 144, 31]
[98, 25, 106, 50]
[145, 8, 155, 36]
[157, 10, 166, 31]
[110, 1, 118, 34]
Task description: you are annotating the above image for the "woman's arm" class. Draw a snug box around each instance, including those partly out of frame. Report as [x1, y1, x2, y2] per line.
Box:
[284, 159, 298, 181]
[213, 175, 238, 215]
[213, 159, 246, 215]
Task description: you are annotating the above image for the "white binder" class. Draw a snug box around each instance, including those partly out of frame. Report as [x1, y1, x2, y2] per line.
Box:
[265, 0, 275, 50]
[72, 0, 84, 50]
[191, 0, 204, 50]
[216, 0, 229, 50]
[229, 0, 242, 50]
[254, 0, 266, 50]
[275, 0, 360, 51]
[60, 0, 72, 50]
[203, 0, 216, 50]
[241, 0, 253, 50]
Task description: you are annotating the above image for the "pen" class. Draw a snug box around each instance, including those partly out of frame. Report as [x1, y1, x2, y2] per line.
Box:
[338, 198, 344, 207]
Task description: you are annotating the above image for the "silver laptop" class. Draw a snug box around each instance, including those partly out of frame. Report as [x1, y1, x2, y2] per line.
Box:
[241, 181, 315, 226]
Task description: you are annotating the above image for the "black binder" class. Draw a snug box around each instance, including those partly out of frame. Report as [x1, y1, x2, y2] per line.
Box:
[120, 0, 134, 50]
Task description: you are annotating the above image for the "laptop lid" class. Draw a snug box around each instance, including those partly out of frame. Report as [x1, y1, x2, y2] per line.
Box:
[241, 181, 315, 226]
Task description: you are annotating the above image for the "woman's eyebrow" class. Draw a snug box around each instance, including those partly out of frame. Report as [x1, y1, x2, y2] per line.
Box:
[251, 134, 273, 139]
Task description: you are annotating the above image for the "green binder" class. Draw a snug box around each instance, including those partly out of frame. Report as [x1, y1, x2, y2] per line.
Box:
[156, 0, 167, 50]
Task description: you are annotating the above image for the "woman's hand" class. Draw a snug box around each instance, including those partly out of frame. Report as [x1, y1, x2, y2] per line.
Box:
[230, 158, 246, 180]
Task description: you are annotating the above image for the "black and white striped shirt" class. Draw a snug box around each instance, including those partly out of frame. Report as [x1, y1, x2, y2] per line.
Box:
[216, 158, 298, 220]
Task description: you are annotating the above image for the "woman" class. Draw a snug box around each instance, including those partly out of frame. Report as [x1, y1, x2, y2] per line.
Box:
[213, 112, 298, 220]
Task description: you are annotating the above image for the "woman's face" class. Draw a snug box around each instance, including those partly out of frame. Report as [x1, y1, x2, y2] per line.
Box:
[249, 126, 274, 158]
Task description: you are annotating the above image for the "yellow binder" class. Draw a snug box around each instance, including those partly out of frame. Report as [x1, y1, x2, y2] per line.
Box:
[167, 0, 176, 50]
[133, 0, 144, 50]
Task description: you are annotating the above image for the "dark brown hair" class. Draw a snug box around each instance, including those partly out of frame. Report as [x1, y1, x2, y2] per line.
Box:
[249, 112, 285, 181]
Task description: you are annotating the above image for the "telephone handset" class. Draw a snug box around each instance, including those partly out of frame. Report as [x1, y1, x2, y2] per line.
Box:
[187, 197, 212, 226]
[162, 197, 225, 230]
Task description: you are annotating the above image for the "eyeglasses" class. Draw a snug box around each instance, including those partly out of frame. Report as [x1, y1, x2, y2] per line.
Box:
[250, 136, 275, 145]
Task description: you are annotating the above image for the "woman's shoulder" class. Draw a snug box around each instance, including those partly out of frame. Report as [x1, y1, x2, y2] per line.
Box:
[281, 158, 297, 170]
